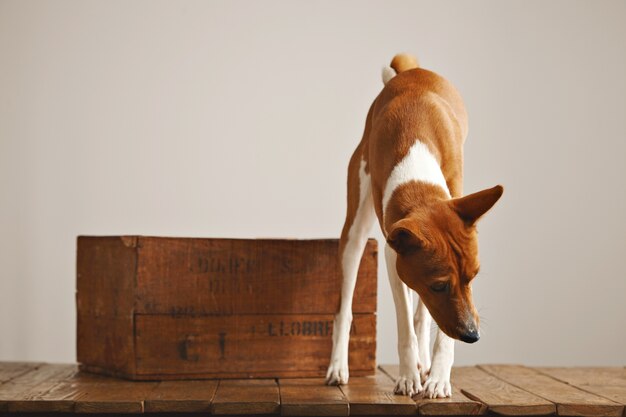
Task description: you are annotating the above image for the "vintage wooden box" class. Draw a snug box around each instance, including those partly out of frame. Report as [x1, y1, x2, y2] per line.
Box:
[76, 236, 377, 380]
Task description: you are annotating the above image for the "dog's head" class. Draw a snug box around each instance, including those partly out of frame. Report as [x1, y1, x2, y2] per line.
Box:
[387, 185, 503, 343]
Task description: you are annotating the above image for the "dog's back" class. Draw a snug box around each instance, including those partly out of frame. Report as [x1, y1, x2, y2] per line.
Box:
[360, 54, 469, 230]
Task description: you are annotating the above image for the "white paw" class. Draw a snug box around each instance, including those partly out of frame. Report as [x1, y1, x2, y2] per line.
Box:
[325, 360, 349, 385]
[394, 370, 422, 396]
[423, 375, 452, 398]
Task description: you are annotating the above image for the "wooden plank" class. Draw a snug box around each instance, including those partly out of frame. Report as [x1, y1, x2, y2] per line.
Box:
[0, 362, 43, 385]
[134, 237, 378, 315]
[70, 372, 158, 414]
[453, 366, 555, 415]
[11, 368, 88, 412]
[144, 379, 218, 412]
[480, 364, 623, 416]
[534, 367, 626, 387]
[211, 379, 280, 415]
[379, 364, 486, 415]
[338, 370, 416, 415]
[9, 369, 155, 414]
[0, 364, 77, 412]
[348, 370, 401, 386]
[535, 367, 626, 408]
[279, 378, 349, 416]
[134, 313, 376, 378]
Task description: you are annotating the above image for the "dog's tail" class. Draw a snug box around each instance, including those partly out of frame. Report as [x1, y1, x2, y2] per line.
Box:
[382, 53, 419, 85]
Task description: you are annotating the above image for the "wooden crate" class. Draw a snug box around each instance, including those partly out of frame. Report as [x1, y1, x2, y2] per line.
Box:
[76, 236, 377, 380]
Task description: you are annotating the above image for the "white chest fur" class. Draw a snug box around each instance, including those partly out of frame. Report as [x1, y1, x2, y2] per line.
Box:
[382, 140, 450, 223]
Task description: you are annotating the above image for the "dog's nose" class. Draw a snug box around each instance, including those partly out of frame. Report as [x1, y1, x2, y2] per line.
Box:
[459, 329, 480, 344]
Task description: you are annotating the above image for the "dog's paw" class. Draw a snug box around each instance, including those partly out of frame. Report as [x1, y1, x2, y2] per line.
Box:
[325, 361, 349, 385]
[394, 370, 422, 396]
[422, 374, 452, 398]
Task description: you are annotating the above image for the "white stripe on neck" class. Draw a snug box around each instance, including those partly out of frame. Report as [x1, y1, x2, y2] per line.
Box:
[382, 140, 451, 221]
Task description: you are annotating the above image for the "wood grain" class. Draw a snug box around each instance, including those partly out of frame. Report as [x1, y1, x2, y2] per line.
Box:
[0, 364, 77, 412]
[347, 370, 400, 386]
[535, 367, 626, 387]
[76, 236, 137, 317]
[479, 364, 623, 416]
[338, 370, 416, 415]
[379, 364, 486, 415]
[534, 367, 626, 409]
[0, 362, 42, 385]
[135, 237, 377, 315]
[77, 236, 378, 380]
[279, 378, 349, 416]
[144, 379, 218, 412]
[76, 236, 137, 377]
[134, 313, 375, 378]
[211, 379, 280, 415]
[11, 369, 155, 414]
[76, 315, 135, 378]
[71, 373, 157, 414]
[10, 369, 89, 413]
[453, 366, 555, 415]
[2, 362, 626, 416]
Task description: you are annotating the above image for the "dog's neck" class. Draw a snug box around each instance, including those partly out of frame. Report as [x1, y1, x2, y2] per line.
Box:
[382, 140, 451, 233]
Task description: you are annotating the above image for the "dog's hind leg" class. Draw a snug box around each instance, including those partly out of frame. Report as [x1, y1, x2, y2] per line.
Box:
[414, 296, 432, 381]
[326, 150, 375, 386]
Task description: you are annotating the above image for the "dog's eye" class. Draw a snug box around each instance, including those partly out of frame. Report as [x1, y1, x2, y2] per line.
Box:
[430, 281, 449, 293]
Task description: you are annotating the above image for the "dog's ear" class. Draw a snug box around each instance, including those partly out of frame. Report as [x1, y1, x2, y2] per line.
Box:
[450, 185, 504, 226]
[387, 218, 426, 255]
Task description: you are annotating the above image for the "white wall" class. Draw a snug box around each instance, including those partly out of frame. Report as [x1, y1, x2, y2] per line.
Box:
[1, 0, 625, 366]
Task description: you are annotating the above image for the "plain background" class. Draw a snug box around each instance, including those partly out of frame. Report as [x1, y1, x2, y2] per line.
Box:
[1, 0, 625, 366]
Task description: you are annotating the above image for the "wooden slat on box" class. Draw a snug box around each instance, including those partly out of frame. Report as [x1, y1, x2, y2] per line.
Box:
[76, 315, 135, 378]
[535, 367, 626, 406]
[134, 313, 375, 378]
[0, 364, 76, 412]
[76, 236, 137, 377]
[379, 364, 485, 415]
[0, 362, 42, 385]
[144, 380, 218, 412]
[76, 236, 137, 317]
[135, 237, 377, 315]
[211, 379, 280, 415]
[453, 366, 555, 415]
[339, 370, 416, 415]
[480, 365, 624, 416]
[279, 378, 349, 416]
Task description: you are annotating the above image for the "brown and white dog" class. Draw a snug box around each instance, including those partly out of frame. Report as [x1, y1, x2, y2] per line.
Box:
[326, 54, 503, 398]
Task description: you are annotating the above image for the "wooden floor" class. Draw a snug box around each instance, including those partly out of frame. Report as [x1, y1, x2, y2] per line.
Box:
[0, 363, 624, 416]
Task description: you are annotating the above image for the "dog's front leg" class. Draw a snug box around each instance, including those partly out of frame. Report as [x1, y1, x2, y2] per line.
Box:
[423, 328, 454, 398]
[385, 244, 422, 396]
[414, 297, 432, 381]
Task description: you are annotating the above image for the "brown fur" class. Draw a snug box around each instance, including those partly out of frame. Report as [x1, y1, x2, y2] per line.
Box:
[341, 53, 503, 341]
[390, 53, 420, 73]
